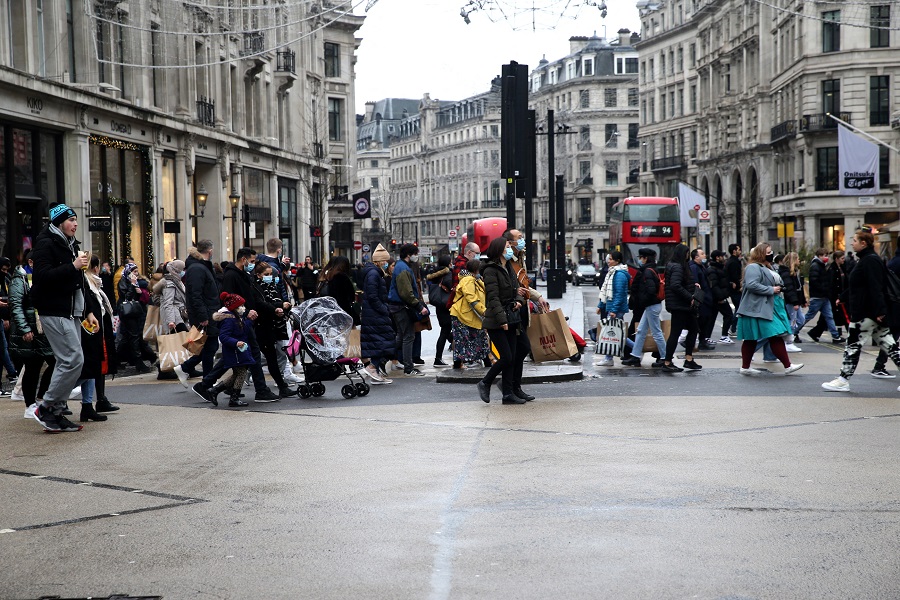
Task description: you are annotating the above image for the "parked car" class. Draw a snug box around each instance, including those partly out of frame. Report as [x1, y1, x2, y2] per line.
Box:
[572, 264, 599, 286]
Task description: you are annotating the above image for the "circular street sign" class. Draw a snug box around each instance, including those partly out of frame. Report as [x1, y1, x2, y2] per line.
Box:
[362, 244, 371, 252]
[448, 229, 457, 238]
[699, 210, 710, 220]
[353, 240, 363, 250]
[693, 204, 701, 211]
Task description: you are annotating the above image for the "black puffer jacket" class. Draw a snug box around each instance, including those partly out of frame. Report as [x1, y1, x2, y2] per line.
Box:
[706, 261, 731, 302]
[30, 224, 85, 318]
[664, 261, 695, 313]
[183, 247, 221, 327]
[482, 261, 518, 329]
[778, 265, 805, 306]
[848, 246, 890, 323]
[807, 258, 832, 299]
[360, 263, 395, 360]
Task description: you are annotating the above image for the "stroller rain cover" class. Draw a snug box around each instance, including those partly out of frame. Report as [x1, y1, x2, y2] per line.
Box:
[291, 297, 353, 363]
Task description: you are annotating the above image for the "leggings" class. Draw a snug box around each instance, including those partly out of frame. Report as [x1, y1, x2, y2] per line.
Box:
[483, 327, 520, 395]
[22, 356, 55, 407]
[664, 311, 699, 362]
[742, 336, 789, 369]
[259, 340, 287, 389]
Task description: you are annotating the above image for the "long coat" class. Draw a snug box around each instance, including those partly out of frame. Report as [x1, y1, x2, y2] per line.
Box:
[219, 313, 258, 368]
[8, 270, 53, 360]
[359, 263, 395, 360]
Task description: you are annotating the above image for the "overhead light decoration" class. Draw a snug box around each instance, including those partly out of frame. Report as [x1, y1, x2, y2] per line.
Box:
[458, 0, 609, 30]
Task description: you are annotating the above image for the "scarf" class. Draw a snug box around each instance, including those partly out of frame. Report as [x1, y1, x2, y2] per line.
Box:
[164, 272, 186, 294]
[88, 272, 114, 318]
[599, 264, 629, 304]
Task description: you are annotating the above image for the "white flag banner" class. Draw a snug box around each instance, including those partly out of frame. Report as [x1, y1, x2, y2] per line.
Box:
[838, 124, 880, 196]
[678, 182, 707, 227]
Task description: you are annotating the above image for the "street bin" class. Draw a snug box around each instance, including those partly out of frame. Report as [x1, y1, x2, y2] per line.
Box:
[546, 268, 566, 299]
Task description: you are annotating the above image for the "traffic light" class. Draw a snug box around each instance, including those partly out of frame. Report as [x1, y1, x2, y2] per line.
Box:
[390, 239, 397, 251]
[585, 239, 594, 252]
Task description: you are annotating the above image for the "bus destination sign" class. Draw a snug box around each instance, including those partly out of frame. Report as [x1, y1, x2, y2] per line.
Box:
[629, 224, 674, 237]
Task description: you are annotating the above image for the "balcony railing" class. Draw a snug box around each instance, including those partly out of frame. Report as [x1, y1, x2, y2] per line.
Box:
[241, 31, 265, 56]
[770, 120, 797, 143]
[482, 199, 503, 209]
[815, 175, 839, 191]
[578, 216, 592, 224]
[196, 96, 215, 127]
[799, 112, 850, 133]
[651, 155, 686, 171]
[580, 176, 593, 185]
[276, 50, 296, 74]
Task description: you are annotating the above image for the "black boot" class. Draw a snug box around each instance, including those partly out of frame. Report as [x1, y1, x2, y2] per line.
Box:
[96, 397, 120, 412]
[208, 383, 227, 407]
[80, 403, 108, 422]
[228, 391, 249, 407]
[501, 394, 526, 404]
[513, 387, 535, 401]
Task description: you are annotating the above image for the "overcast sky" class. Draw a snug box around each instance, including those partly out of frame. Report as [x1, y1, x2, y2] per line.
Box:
[352, 0, 642, 115]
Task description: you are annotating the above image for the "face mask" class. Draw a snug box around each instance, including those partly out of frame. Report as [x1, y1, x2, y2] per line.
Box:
[262, 275, 273, 284]
[274, 276, 280, 284]
[409, 255, 419, 263]
[180, 271, 187, 278]
[503, 248, 514, 260]
[701, 258, 708, 264]
[822, 257, 829, 263]
[236, 306, 246, 315]
[516, 238, 526, 251]
[381, 263, 389, 270]
[765, 253, 775, 263]
[244, 263, 254, 273]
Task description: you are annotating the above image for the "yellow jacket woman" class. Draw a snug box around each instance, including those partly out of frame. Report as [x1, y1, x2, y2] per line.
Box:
[450, 272, 486, 329]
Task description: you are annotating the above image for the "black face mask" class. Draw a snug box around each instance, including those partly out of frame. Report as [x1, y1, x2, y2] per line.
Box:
[765, 253, 775, 263]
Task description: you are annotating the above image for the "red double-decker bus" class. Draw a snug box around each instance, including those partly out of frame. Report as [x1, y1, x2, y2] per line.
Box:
[460, 217, 507, 253]
[608, 196, 681, 273]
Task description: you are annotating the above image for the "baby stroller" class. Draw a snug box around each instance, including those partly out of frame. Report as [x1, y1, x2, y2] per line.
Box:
[287, 297, 370, 399]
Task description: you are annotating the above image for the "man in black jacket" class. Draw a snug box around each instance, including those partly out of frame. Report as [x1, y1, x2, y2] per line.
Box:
[724, 244, 743, 334]
[706, 250, 735, 343]
[298, 256, 318, 300]
[177, 240, 221, 380]
[822, 230, 900, 392]
[803, 248, 845, 343]
[621, 248, 667, 368]
[28, 203, 98, 432]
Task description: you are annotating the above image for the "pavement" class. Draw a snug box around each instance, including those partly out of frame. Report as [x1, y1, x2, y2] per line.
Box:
[2, 290, 900, 599]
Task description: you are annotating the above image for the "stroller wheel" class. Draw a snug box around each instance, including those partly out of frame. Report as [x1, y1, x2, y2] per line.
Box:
[299, 385, 312, 399]
[355, 382, 370, 397]
[341, 384, 357, 399]
[311, 383, 326, 397]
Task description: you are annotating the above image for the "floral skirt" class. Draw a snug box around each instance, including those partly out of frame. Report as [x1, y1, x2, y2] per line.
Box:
[736, 294, 792, 340]
[451, 317, 489, 363]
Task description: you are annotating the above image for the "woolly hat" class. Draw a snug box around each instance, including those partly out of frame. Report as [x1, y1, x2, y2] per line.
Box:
[372, 243, 390, 263]
[166, 260, 186, 275]
[123, 263, 138, 278]
[219, 292, 245, 312]
[49, 203, 77, 227]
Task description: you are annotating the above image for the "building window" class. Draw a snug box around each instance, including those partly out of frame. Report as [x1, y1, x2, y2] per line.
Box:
[370, 159, 378, 168]
[870, 76, 890, 125]
[584, 59, 593, 75]
[66, 0, 76, 81]
[579, 160, 592, 185]
[660, 54, 666, 75]
[628, 123, 639, 148]
[628, 88, 638, 106]
[625, 58, 638, 73]
[605, 197, 619, 223]
[151, 24, 161, 107]
[579, 198, 592, 224]
[870, 6, 890, 48]
[580, 89, 590, 108]
[580, 126, 590, 147]
[689, 43, 696, 67]
[880, 146, 890, 187]
[690, 131, 697, 157]
[605, 124, 618, 147]
[823, 79, 840, 116]
[328, 98, 343, 141]
[823, 11, 840, 53]
[816, 147, 838, 191]
[676, 47, 683, 72]
[690, 85, 697, 113]
[490, 125, 499, 137]
[605, 160, 619, 186]
[324, 42, 340, 77]
[605, 89, 617, 107]
[371, 177, 379, 189]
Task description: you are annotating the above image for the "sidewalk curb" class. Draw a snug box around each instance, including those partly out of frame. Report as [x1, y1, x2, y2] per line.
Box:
[436, 363, 583, 384]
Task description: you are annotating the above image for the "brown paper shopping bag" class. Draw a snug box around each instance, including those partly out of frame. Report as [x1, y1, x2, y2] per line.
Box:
[158, 331, 193, 371]
[345, 328, 361, 358]
[142, 305, 166, 342]
[636, 319, 672, 355]
[527, 308, 578, 362]
[182, 325, 208, 356]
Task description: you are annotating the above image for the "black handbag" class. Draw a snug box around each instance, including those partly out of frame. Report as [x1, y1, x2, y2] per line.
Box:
[119, 300, 142, 318]
[504, 302, 522, 327]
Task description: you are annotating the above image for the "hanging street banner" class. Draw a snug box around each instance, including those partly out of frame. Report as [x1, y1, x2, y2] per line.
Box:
[838, 124, 879, 196]
[352, 189, 372, 219]
[678, 182, 707, 227]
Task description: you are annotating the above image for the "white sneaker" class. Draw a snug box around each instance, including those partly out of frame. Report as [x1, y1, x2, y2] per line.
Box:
[785, 344, 802, 353]
[596, 357, 614, 367]
[718, 336, 734, 344]
[292, 362, 304, 375]
[740, 367, 763, 375]
[282, 366, 304, 384]
[822, 377, 850, 392]
[364, 364, 385, 383]
[763, 359, 779, 364]
[784, 363, 804, 375]
[68, 387, 82, 400]
[24, 403, 36, 419]
[173, 365, 190, 389]
[870, 369, 895, 379]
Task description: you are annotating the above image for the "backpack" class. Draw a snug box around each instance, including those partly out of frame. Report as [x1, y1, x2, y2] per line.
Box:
[649, 268, 665, 302]
[884, 265, 900, 305]
[285, 329, 303, 360]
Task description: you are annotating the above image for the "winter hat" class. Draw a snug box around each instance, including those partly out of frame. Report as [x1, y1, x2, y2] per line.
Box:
[166, 260, 186, 275]
[638, 247, 657, 258]
[123, 263, 138, 278]
[219, 292, 245, 312]
[49, 203, 77, 227]
[372, 243, 390, 263]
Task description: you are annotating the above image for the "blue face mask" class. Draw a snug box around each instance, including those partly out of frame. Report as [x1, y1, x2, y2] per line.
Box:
[503, 247, 514, 260]
[244, 263, 254, 273]
[262, 275, 273, 284]
[274, 276, 280, 284]
[516, 238, 526, 251]
[180, 271, 186, 278]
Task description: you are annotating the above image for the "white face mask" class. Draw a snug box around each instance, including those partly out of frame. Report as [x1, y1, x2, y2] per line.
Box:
[236, 306, 246, 316]
[409, 255, 419, 263]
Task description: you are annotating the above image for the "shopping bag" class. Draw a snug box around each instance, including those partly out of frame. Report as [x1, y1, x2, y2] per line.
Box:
[182, 326, 208, 356]
[413, 314, 432, 332]
[527, 308, 579, 362]
[345, 328, 361, 358]
[596, 318, 626, 357]
[158, 331, 192, 371]
[142, 305, 167, 342]
[639, 319, 671, 355]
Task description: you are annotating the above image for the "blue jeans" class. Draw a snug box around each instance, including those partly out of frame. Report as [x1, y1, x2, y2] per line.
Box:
[0, 325, 17, 377]
[629, 303, 667, 359]
[786, 303, 806, 334]
[803, 298, 839, 339]
[80, 378, 95, 404]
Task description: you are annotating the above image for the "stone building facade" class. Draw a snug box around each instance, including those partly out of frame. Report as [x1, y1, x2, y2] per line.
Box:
[0, 0, 362, 271]
[636, 0, 899, 253]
